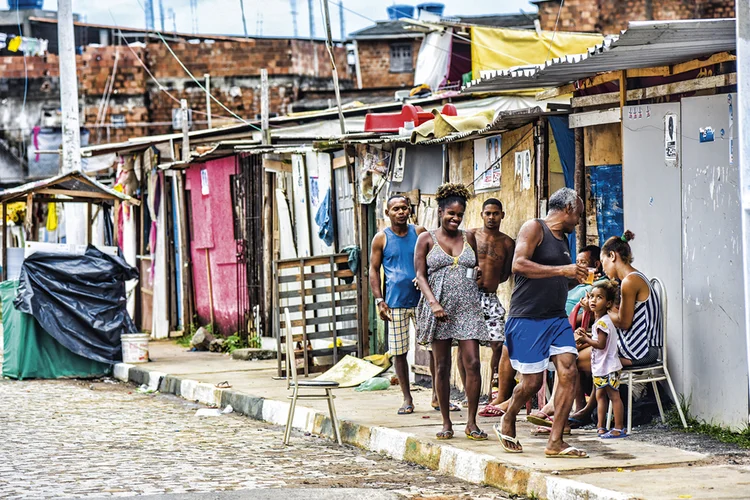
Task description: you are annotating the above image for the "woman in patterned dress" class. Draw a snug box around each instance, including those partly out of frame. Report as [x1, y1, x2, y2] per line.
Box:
[415, 184, 490, 440]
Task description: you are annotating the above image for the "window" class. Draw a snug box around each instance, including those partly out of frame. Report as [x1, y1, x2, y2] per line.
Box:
[390, 43, 413, 73]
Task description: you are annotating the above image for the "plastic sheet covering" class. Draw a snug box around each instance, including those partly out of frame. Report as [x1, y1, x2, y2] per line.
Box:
[14, 246, 139, 364]
[1, 280, 111, 379]
[414, 28, 452, 91]
[470, 27, 603, 76]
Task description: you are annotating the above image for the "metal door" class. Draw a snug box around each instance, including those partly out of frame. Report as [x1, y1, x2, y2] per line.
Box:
[235, 154, 265, 342]
[334, 163, 356, 250]
[622, 102, 685, 392]
[681, 93, 747, 429]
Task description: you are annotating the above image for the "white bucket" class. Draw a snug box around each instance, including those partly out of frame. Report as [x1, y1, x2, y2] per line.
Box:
[121, 333, 150, 363]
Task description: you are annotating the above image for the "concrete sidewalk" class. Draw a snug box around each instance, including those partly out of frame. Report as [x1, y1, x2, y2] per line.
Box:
[114, 341, 748, 500]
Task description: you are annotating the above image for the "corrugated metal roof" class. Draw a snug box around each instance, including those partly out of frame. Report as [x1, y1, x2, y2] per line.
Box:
[0, 170, 138, 205]
[463, 19, 737, 93]
[341, 107, 564, 145]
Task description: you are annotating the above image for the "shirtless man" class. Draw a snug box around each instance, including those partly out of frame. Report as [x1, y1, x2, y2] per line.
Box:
[466, 199, 515, 405]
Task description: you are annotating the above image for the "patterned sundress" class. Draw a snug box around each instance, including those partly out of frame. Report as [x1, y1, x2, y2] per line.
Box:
[416, 230, 490, 345]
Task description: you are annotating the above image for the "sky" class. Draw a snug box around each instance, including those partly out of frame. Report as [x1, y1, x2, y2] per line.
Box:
[40, 0, 535, 39]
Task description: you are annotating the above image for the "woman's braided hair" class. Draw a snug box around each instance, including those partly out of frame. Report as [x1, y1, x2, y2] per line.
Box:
[435, 183, 472, 210]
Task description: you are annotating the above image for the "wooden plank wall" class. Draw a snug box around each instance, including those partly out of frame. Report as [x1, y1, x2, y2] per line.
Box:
[445, 123, 538, 393]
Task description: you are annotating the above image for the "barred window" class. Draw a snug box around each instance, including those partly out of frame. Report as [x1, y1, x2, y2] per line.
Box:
[390, 43, 413, 73]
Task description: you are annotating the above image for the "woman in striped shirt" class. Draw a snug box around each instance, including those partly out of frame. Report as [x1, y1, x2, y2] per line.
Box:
[568, 231, 661, 425]
[600, 230, 662, 367]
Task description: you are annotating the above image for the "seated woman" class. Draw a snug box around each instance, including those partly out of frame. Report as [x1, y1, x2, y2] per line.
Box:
[568, 230, 661, 423]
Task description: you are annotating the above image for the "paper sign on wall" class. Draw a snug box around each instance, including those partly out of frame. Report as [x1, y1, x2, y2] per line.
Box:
[664, 113, 677, 165]
[473, 135, 501, 192]
[393, 147, 406, 182]
[200, 169, 209, 195]
[515, 149, 531, 190]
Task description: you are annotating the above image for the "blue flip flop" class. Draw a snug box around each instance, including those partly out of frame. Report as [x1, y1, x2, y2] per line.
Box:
[600, 428, 628, 439]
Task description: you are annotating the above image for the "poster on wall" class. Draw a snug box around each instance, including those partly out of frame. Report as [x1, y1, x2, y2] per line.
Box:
[393, 147, 406, 182]
[514, 150, 532, 190]
[473, 135, 501, 192]
[664, 112, 677, 166]
[358, 145, 391, 203]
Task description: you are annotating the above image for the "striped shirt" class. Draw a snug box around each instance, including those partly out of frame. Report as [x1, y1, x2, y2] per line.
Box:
[617, 271, 663, 360]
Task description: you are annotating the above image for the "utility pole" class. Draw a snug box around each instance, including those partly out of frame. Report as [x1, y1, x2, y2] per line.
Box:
[308, 0, 315, 38]
[204, 74, 212, 129]
[290, 0, 299, 37]
[321, 0, 346, 134]
[240, 0, 249, 38]
[58, 0, 85, 245]
[159, 0, 166, 32]
[735, 0, 750, 420]
[57, 0, 81, 174]
[181, 99, 190, 162]
[260, 69, 270, 145]
[338, 0, 345, 41]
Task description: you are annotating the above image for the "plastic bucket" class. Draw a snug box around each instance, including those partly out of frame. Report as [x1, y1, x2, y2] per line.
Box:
[121, 333, 150, 363]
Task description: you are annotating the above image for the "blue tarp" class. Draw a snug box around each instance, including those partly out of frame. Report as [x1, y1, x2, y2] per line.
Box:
[589, 165, 625, 246]
[549, 115, 577, 261]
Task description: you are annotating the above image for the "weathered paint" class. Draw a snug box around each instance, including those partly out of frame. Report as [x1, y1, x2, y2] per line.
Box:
[185, 157, 239, 334]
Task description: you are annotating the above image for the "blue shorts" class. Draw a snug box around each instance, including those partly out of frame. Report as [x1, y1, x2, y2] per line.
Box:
[505, 317, 578, 374]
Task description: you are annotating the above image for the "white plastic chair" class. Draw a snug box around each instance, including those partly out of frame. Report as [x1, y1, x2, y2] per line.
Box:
[282, 307, 342, 446]
[608, 277, 689, 434]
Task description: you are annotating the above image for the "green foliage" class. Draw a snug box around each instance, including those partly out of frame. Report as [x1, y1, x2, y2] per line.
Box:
[665, 394, 750, 448]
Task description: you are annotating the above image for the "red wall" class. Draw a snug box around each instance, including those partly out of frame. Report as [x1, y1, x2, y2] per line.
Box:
[185, 157, 239, 335]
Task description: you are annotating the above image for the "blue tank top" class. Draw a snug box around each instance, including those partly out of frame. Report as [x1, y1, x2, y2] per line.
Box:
[383, 225, 420, 308]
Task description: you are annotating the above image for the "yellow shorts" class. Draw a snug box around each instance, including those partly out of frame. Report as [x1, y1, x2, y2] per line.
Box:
[593, 372, 621, 390]
[388, 308, 416, 356]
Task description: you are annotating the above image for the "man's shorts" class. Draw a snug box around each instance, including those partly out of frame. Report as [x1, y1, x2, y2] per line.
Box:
[593, 372, 621, 390]
[480, 292, 506, 343]
[388, 307, 416, 356]
[505, 317, 578, 374]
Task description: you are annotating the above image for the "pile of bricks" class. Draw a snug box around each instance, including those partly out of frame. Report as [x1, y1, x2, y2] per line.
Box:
[0, 54, 60, 79]
[78, 45, 147, 96]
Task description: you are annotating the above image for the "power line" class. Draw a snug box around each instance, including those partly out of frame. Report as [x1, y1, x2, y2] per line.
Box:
[15, 3, 27, 166]
[129, 0, 261, 131]
[108, 10, 245, 126]
[545, 0, 565, 63]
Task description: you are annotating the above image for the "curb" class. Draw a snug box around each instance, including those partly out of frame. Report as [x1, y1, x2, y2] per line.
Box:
[114, 363, 639, 500]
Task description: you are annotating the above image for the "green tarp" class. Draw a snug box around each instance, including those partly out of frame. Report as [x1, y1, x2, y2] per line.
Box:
[1, 280, 111, 380]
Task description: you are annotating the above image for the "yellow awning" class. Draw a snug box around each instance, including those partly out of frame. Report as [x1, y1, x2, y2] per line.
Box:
[471, 27, 604, 76]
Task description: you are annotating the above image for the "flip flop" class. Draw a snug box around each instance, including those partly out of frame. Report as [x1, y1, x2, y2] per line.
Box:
[433, 402, 461, 412]
[465, 429, 488, 441]
[215, 381, 232, 389]
[526, 411, 553, 428]
[601, 428, 628, 439]
[493, 418, 523, 453]
[545, 446, 589, 459]
[531, 425, 571, 436]
[397, 405, 414, 415]
[478, 404, 505, 418]
[436, 430, 454, 440]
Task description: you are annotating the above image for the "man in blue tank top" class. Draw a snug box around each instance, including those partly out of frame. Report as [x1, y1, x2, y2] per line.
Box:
[369, 195, 426, 415]
[494, 187, 589, 459]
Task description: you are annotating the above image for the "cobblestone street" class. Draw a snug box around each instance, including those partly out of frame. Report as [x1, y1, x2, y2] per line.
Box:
[0, 379, 511, 499]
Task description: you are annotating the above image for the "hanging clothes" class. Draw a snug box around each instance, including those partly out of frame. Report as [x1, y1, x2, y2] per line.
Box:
[314, 188, 334, 247]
